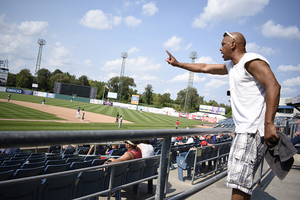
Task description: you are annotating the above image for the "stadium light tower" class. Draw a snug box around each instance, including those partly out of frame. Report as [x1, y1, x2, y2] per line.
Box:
[184, 51, 197, 113]
[34, 39, 46, 83]
[118, 52, 128, 102]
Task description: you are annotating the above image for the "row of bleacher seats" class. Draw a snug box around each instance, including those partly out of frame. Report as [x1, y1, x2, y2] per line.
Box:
[0, 156, 160, 200]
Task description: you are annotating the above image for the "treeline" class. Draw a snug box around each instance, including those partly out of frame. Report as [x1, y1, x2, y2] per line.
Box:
[6, 68, 231, 117]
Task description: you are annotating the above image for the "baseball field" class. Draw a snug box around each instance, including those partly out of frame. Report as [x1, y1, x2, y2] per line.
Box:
[0, 92, 209, 131]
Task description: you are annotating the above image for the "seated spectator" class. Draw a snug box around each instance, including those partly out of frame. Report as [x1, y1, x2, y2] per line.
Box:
[63, 144, 75, 149]
[105, 144, 119, 155]
[1, 148, 20, 155]
[291, 131, 300, 154]
[200, 141, 208, 146]
[47, 145, 61, 153]
[106, 141, 142, 164]
[87, 144, 104, 155]
[206, 135, 216, 147]
[186, 136, 195, 144]
[149, 138, 157, 145]
[135, 140, 154, 158]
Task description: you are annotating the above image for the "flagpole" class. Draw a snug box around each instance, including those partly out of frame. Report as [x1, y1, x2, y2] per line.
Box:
[108, 88, 110, 102]
[102, 85, 105, 101]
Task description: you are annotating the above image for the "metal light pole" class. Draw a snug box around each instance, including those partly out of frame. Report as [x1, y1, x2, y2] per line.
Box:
[118, 52, 128, 102]
[184, 51, 197, 113]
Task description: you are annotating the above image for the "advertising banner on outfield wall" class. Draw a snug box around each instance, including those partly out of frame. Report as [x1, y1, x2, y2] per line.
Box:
[0, 86, 6, 92]
[22, 90, 33, 95]
[7, 88, 22, 94]
[47, 93, 55, 98]
[33, 91, 47, 97]
[103, 101, 113, 106]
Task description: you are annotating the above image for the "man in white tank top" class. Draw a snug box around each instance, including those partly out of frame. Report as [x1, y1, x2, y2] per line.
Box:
[165, 32, 281, 200]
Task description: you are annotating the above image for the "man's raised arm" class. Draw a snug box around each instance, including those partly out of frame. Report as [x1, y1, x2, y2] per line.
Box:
[165, 50, 228, 75]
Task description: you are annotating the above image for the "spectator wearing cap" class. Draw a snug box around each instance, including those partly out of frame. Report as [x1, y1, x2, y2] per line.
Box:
[106, 140, 142, 164]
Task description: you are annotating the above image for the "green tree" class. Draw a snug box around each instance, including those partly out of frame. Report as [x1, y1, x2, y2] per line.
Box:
[37, 68, 52, 91]
[144, 84, 153, 105]
[153, 93, 162, 108]
[16, 69, 33, 89]
[90, 80, 106, 99]
[176, 87, 201, 113]
[52, 69, 63, 76]
[78, 75, 90, 86]
[108, 76, 136, 101]
[6, 73, 16, 87]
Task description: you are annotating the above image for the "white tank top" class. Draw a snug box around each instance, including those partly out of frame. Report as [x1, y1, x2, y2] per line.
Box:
[226, 53, 269, 136]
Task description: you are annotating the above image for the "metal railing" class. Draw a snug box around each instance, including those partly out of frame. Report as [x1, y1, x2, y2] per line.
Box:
[0, 128, 234, 199]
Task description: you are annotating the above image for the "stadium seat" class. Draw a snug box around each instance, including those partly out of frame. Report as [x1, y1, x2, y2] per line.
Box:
[21, 161, 45, 169]
[45, 155, 62, 161]
[27, 157, 46, 163]
[66, 157, 84, 163]
[0, 163, 22, 172]
[14, 165, 45, 178]
[110, 149, 122, 156]
[0, 169, 14, 181]
[0, 179, 42, 199]
[125, 160, 146, 199]
[70, 160, 92, 170]
[38, 173, 78, 200]
[91, 159, 107, 166]
[45, 159, 67, 165]
[44, 163, 71, 174]
[84, 155, 100, 161]
[74, 169, 108, 199]
[2, 159, 25, 166]
[103, 163, 129, 200]
[143, 156, 160, 194]
[62, 154, 78, 159]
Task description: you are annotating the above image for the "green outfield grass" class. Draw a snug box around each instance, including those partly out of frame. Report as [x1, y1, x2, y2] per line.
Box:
[0, 92, 207, 131]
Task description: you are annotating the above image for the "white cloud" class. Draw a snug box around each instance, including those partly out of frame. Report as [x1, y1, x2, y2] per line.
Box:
[83, 59, 93, 67]
[282, 77, 300, 87]
[47, 42, 72, 67]
[101, 56, 160, 72]
[0, 14, 5, 24]
[128, 47, 140, 54]
[246, 42, 280, 56]
[79, 10, 121, 30]
[163, 36, 183, 51]
[277, 63, 300, 72]
[168, 72, 206, 83]
[192, 0, 269, 29]
[185, 43, 192, 50]
[280, 87, 298, 96]
[260, 20, 300, 40]
[204, 79, 228, 90]
[124, 16, 142, 27]
[142, 2, 158, 16]
[196, 56, 217, 64]
[18, 21, 49, 35]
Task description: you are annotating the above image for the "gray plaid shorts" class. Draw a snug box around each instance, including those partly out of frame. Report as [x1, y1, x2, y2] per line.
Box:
[224, 132, 267, 195]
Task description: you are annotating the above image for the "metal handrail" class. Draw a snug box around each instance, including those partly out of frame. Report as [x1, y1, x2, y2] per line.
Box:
[0, 128, 233, 200]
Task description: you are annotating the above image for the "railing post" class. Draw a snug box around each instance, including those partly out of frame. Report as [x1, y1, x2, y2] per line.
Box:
[155, 136, 171, 200]
[258, 159, 264, 186]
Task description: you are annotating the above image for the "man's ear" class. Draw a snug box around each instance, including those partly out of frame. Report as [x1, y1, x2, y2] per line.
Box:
[231, 41, 236, 50]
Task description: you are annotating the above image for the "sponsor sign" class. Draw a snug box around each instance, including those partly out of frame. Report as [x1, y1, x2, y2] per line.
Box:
[131, 95, 139, 105]
[22, 90, 33, 95]
[107, 92, 117, 99]
[103, 101, 113, 106]
[7, 88, 22, 94]
[47, 93, 55, 98]
[0, 86, 6, 92]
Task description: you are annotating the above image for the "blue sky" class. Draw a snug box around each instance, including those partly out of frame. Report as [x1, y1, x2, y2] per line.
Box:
[1, 0, 300, 105]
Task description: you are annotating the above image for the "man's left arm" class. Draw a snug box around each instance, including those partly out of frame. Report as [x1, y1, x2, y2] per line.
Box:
[246, 60, 281, 146]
